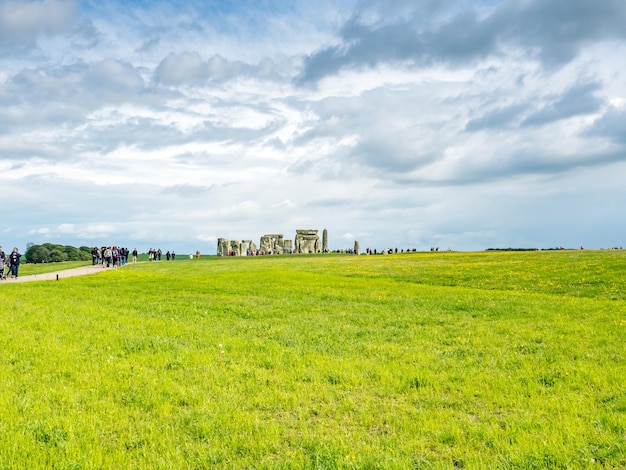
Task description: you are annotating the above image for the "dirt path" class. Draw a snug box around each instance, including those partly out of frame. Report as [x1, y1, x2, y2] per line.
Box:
[1, 264, 122, 284]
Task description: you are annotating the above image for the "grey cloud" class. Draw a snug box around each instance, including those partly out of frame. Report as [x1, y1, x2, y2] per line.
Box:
[85, 59, 145, 95]
[4, 59, 145, 103]
[289, 89, 446, 177]
[264, 137, 287, 151]
[305, 198, 353, 209]
[80, 118, 188, 154]
[521, 81, 602, 127]
[497, 148, 625, 179]
[465, 81, 603, 132]
[495, 0, 626, 66]
[161, 184, 214, 196]
[0, 60, 146, 135]
[423, 146, 625, 187]
[465, 103, 527, 131]
[297, 0, 626, 84]
[136, 36, 160, 54]
[155, 52, 208, 85]
[77, 107, 285, 155]
[178, 20, 205, 35]
[69, 19, 102, 51]
[586, 107, 626, 144]
[0, 0, 77, 49]
[155, 52, 288, 86]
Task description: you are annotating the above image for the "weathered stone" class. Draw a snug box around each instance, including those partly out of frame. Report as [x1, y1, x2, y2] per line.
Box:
[229, 240, 241, 256]
[260, 234, 284, 254]
[322, 228, 328, 252]
[354, 240, 360, 255]
[217, 238, 229, 256]
[295, 229, 320, 253]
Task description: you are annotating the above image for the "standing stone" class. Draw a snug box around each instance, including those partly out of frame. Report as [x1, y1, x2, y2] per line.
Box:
[322, 228, 328, 252]
[229, 240, 240, 256]
[354, 240, 360, 255]
[260, 234, 284, 254]
[217, 238, 229, 256]
[294, 229, 320, 253]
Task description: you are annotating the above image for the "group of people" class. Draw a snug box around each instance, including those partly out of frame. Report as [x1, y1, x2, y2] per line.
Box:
[1, 245, 181, 280]
[92, 247, 177, 265]
[148, 248, 176, 261]
[0, 246, 22, 279]
[91, 246, 136, 267]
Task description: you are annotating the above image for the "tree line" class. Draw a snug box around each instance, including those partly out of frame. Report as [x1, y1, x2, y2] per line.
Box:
[25, 243, 93, 263]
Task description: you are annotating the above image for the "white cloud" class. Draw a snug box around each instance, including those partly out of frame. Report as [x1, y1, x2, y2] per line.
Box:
[29, 228, 51, 235]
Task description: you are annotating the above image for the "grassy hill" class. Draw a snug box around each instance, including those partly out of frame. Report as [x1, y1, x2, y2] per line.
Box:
[1, 251, 624, 468]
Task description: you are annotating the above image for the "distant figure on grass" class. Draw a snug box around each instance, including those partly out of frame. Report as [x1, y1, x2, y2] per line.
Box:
[132, 248, 138, 263]
[0, 246, 6, 280]
[8, 247, 21, 278]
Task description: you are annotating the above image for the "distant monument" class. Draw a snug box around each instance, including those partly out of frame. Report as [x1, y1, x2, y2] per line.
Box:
[217, 228, 326, 256]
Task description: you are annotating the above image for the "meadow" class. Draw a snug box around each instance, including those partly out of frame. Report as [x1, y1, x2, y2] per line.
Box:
[0, 250, 624, 469]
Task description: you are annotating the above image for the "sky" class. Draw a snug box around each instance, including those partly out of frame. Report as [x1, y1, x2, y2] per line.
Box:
[1, 0, 625, 254]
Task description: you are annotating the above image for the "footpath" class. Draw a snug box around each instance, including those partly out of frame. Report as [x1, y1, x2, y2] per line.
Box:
[1, 264, 120, 284]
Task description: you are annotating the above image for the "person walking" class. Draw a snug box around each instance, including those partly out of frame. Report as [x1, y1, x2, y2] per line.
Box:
[0, 246, 5, 280]
[8, 247, 21, 278]
[103, 247, 112, 268]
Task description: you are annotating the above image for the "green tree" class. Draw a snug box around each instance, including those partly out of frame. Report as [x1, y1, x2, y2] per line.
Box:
[25, 245, 50, 263]
[48, 250, 68, 263]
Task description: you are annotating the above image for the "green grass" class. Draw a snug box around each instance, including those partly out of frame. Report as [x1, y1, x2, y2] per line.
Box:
[0, 251, 625, 468]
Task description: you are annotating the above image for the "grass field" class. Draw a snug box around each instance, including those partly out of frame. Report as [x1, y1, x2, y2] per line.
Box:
[0, 250, 624, 468]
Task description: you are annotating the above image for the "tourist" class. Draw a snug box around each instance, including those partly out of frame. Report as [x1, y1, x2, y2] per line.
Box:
[8, 247, 21, 278]
[103, 247, 112, 267]
[112, 246, 119, 266]
[132, 248, 138, 263]
[0, 246, 5, 280]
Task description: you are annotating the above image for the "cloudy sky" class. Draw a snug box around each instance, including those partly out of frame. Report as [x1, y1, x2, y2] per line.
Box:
[1, 0, 625, 254]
